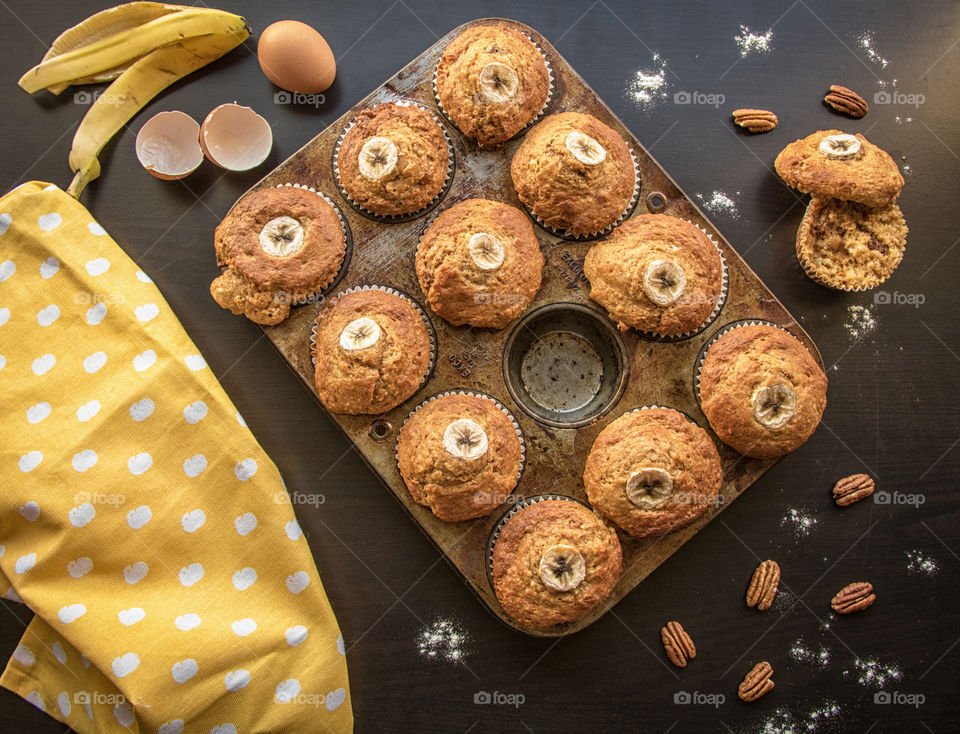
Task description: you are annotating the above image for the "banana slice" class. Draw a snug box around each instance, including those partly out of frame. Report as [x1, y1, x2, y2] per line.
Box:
[752, 383, 797, 429]
[442, 418, 489, 460]
[258, 216, 305, 257]
[339, 317, 382, 351]
[625, 467, 673, 509]
[643, 259, 687, 307]
[538, 544, 586, 592]
[565, 131, 606, 166]
[478, 62, 519, 103]
[467, 233, 505, 270]
[357, 136, 398, 180]
[819, 133, 861, 160]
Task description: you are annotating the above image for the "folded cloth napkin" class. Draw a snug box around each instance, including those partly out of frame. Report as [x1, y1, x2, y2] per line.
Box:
[0, 181, 352, 732]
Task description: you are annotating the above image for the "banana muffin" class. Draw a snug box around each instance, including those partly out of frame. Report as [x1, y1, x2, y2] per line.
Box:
[398, 393, 523, 522]
[584, 408, 723, 537]
[435, 23, 550, 148]
[492, 498, 622, 630]
[774, 130, 903, 208]
[335, 103, 449, 216]
[796, 197, 908, 290]
[210, 186, 345, 325]
[510, 112, 635, 236]
[416, 198, 544, 328]
[584, 214, 724, 336]
[699, 324, 828, 459]
[313, 288, 432, 414]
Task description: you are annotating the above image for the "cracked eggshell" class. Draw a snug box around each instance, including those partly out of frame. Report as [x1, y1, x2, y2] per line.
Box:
[257, 20, 336, 94]
[135, 111, 203, 180]
[200, 103, 273, 171]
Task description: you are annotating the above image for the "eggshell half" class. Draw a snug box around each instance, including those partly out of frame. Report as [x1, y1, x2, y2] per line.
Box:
[135, 111, 203, 180]
[200, 103, 273, 171]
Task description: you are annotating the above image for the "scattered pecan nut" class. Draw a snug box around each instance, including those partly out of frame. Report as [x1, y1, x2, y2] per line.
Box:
[831, 581, 876, 614]
[832, 473, 876, 506]
[661, 621, 696, 668]
[732, 108, 778, 133]
[824, 85, 869, 118]
[738, 661, 775, 702]
[746, 560, 780, 611]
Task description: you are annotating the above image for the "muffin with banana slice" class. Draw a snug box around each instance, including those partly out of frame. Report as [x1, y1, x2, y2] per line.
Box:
[397, 393, 523, 522]
[313, 288, 432, 415]
[335, 102, 450, 217]
[492, 498, 622, 629]
[435, 23, 550, 148]
[416, 198, 544, 328]
[796, 197, 908, 290]
[774, 130, 903, 208]
[584, 408, 723, 537]
[210, 185, 346, 325]
[698, 324, 827, 459]
[583, 214, 724, 336]
[511, 112, 636, 236]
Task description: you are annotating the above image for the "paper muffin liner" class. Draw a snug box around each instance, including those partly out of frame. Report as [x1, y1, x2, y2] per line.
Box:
[309, 284, 437, 399]
[794, 198, 900, 292]
[484, 493, 591, 592]
[217, 183, 352, 311]
[621, 403, 703, 428]
[432, 27, 555, 146]
[396, 390, 527, 488]
[693, 319, 806, 410]
[522, 144, 642, 242]
[332, 100, 456, 223]
[632, 218, 729, 342]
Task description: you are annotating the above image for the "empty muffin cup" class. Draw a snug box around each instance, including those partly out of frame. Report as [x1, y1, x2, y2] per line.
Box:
[502, 303, 629, 428]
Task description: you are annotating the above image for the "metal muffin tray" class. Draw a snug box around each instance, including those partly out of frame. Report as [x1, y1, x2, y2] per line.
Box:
[242, 17, 823, 636]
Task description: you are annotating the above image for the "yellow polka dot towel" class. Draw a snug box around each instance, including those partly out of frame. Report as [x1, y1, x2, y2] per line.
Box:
[0, 181, 352, 733]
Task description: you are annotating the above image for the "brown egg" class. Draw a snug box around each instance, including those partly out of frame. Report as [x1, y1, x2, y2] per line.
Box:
[257, 20, 336, 94]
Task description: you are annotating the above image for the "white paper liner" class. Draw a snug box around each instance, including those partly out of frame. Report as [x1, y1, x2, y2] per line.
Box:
[309, 285, 437, 399]
[432, 26, 555, 145]
[396, 389, 527, 488]
[522, 144, 642, 241]
[332, 100, 455, 223]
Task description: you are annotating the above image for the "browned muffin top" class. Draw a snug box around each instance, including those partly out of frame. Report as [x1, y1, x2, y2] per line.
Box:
[210, 186, 345, 325]
[416, 198, 543, 329]
[314, 289, 431, 415]
[699, 325, 827, 459]
[774, 129, 903, 208]
[583, 408, 723, 538]
[510, 112, 635, 236]
[584, 214, 723, 336]
[435, 23, 550, 148]
[337, 103, 449, 216]
[398, 394, 522, 522]
[492, 499, 622, 629]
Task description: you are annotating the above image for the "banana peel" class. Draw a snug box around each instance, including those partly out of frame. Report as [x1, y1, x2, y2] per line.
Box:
[66, 29, 248, 198]
[18, 2, 251, 199]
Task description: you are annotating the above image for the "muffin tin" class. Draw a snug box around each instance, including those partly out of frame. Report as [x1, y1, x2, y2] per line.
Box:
[241, 18, 823, 636]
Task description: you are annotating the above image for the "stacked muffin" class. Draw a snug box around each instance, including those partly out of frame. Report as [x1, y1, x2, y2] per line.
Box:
[775, 130, 908, 290]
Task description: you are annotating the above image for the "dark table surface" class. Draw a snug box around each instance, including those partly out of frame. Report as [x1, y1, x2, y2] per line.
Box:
[2, 1, 959, 732]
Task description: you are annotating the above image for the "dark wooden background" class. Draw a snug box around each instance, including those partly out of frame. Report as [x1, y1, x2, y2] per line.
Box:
[1, 1, 958, 732]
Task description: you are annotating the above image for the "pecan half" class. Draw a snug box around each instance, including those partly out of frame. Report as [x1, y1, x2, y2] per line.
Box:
[738, 661, 774, 702]
[831, 581, 876, 614]
[661, 621, 696, 668]
[746, 560, 780, 611]
[832, 473, 875, 506]
[824, 85, 869, 118]
[732, 108, 778, 133]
